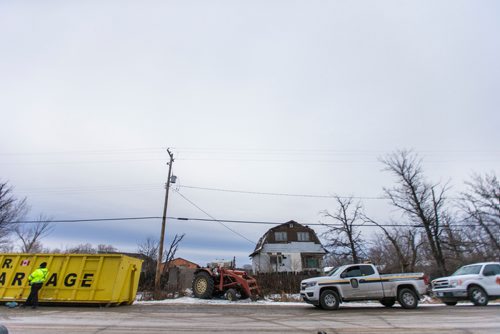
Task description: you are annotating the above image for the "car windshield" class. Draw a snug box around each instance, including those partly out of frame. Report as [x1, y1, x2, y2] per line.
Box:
[452, 265, 482, 276]
[327, 267, 340, 276]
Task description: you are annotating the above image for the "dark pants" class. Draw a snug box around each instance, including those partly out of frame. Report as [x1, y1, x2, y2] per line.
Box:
[25, 283, 43, 307]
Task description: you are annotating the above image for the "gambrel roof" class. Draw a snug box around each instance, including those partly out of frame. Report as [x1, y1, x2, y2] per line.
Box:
[249, 220, 325, 257]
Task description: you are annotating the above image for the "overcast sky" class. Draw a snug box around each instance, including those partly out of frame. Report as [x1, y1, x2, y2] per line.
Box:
[1, 0, 499, 266]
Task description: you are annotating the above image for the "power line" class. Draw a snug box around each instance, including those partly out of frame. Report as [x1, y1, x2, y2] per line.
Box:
[2, 147, 498, 165]
[178, 185, 386, 200]
[169, 217, 419, 227]
[2, 146, 499, 156]
[179, 185, 464, 201]
[16, 183, 463, 201]
[17, 184, 161, 194]
[0, 147, 166, 156]
[0, 158, 165, 166]
[11, 216, 496, 229]
[14, 216, 162, 223]
[172, 189, 257, 245]
[16, 183, 382, 199]
[172, 147, 500, 154]
[13, 183, 462, 201]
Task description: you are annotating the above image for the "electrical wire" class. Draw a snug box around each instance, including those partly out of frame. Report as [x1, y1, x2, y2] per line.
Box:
[16, 183, 463, 201]
[14, 217, 162, 223]
[0, 147, 166, 156]
[2, 147, 498, 165]
[178, 185, 385, 200]
[18, 184, 161, 194]
[0, 158, 165, 166]
[2, 146, 499, 156]
[172, 189, 257, 245]
[11, 216, 496, 229]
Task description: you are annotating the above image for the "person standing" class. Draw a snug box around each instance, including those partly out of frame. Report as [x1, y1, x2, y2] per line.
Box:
[23, 262, 49, 309]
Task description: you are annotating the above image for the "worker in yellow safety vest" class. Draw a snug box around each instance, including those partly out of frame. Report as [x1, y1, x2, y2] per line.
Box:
[22, 262, 49, 309]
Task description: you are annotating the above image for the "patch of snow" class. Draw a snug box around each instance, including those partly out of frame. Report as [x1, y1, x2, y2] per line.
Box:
[136, 296, 306, 306]
[134, 293, 500, 307]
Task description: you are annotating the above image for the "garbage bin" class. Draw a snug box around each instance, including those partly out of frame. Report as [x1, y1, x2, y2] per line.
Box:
[0, 253, 142, 305]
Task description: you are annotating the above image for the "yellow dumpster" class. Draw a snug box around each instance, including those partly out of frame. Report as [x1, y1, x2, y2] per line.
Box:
[0, 253, 142, 306]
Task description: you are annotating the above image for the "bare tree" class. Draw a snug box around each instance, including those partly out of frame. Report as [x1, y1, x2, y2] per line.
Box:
[162, 233, 185, 265]
[64, 243, 119, 254]
[97, 244, 118, 253]
[322, 196, 364, 264]
[438, 213, 471, 267]
[65, 243, 97, 254]
[0, 181, 28, 248]
[161, 233, 186, 286]
[14, 214, 53, 253]
[458, 172, 500, 259]
[364, 216, 423, 272]
[380, 150, 451, 275]
[0, 243, 15, 253]
[138, 237, 159, 260]
[137, 237, 160, 289]
[137, 234, 185, 291]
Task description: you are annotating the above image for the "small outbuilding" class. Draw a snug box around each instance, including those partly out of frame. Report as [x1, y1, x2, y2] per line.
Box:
[166, 257, 200, 269]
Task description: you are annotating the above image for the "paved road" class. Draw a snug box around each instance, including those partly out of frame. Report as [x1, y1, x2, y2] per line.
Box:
[1, 303, 499, 333]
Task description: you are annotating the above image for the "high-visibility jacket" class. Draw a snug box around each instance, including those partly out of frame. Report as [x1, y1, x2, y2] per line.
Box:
[28, 268, 49, 284]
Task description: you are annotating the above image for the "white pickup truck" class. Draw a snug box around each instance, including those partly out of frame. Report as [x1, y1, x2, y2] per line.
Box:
[300, 263, 428, 310]
[431, 262, 500, 306]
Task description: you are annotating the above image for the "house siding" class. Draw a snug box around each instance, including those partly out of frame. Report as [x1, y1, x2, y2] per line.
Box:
[251, 221, 326, 273]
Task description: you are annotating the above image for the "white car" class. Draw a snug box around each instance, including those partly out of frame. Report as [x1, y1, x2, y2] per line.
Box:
[431, 262, 500, 306]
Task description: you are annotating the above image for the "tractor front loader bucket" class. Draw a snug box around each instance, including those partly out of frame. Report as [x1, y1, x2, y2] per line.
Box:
[220, 269, 262, 300]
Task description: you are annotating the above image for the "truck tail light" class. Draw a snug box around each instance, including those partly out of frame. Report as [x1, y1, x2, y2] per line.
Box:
[423, 274, 430, 285]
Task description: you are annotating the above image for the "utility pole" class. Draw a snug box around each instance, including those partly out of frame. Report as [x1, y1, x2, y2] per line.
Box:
[154, 148, 174, 295]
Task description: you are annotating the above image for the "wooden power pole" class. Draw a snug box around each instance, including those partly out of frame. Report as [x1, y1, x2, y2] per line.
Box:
[154, 148, 174, 295]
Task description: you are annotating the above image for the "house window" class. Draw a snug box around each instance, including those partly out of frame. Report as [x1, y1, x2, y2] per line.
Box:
[297, 232, 310, 241]
[303, 256, 319, 269]
[274, 232, 287, 242]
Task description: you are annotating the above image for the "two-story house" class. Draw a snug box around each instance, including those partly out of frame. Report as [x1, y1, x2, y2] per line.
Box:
[249, 220, 325, 273]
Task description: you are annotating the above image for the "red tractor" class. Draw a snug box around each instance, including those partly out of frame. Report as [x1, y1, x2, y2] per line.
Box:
[192, 261, 261, 301]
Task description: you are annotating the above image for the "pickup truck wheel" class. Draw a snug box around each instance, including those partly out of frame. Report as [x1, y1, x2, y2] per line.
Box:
[468, 286, 488, 306]
[379, 299, 396, 307]
[398, 288, 418, 309]
[444, 301, 457, 306]
[319, 290, 340, 310]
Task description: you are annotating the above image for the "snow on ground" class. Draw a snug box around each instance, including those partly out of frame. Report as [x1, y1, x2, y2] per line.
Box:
[135, 295, 426, 307]
[137, 296, 306, 306]
[135, 293, 499, 307]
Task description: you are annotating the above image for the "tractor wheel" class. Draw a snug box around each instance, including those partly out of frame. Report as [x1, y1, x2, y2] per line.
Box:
[225, 288, 239, 302]
[192, 271, 215, 299]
